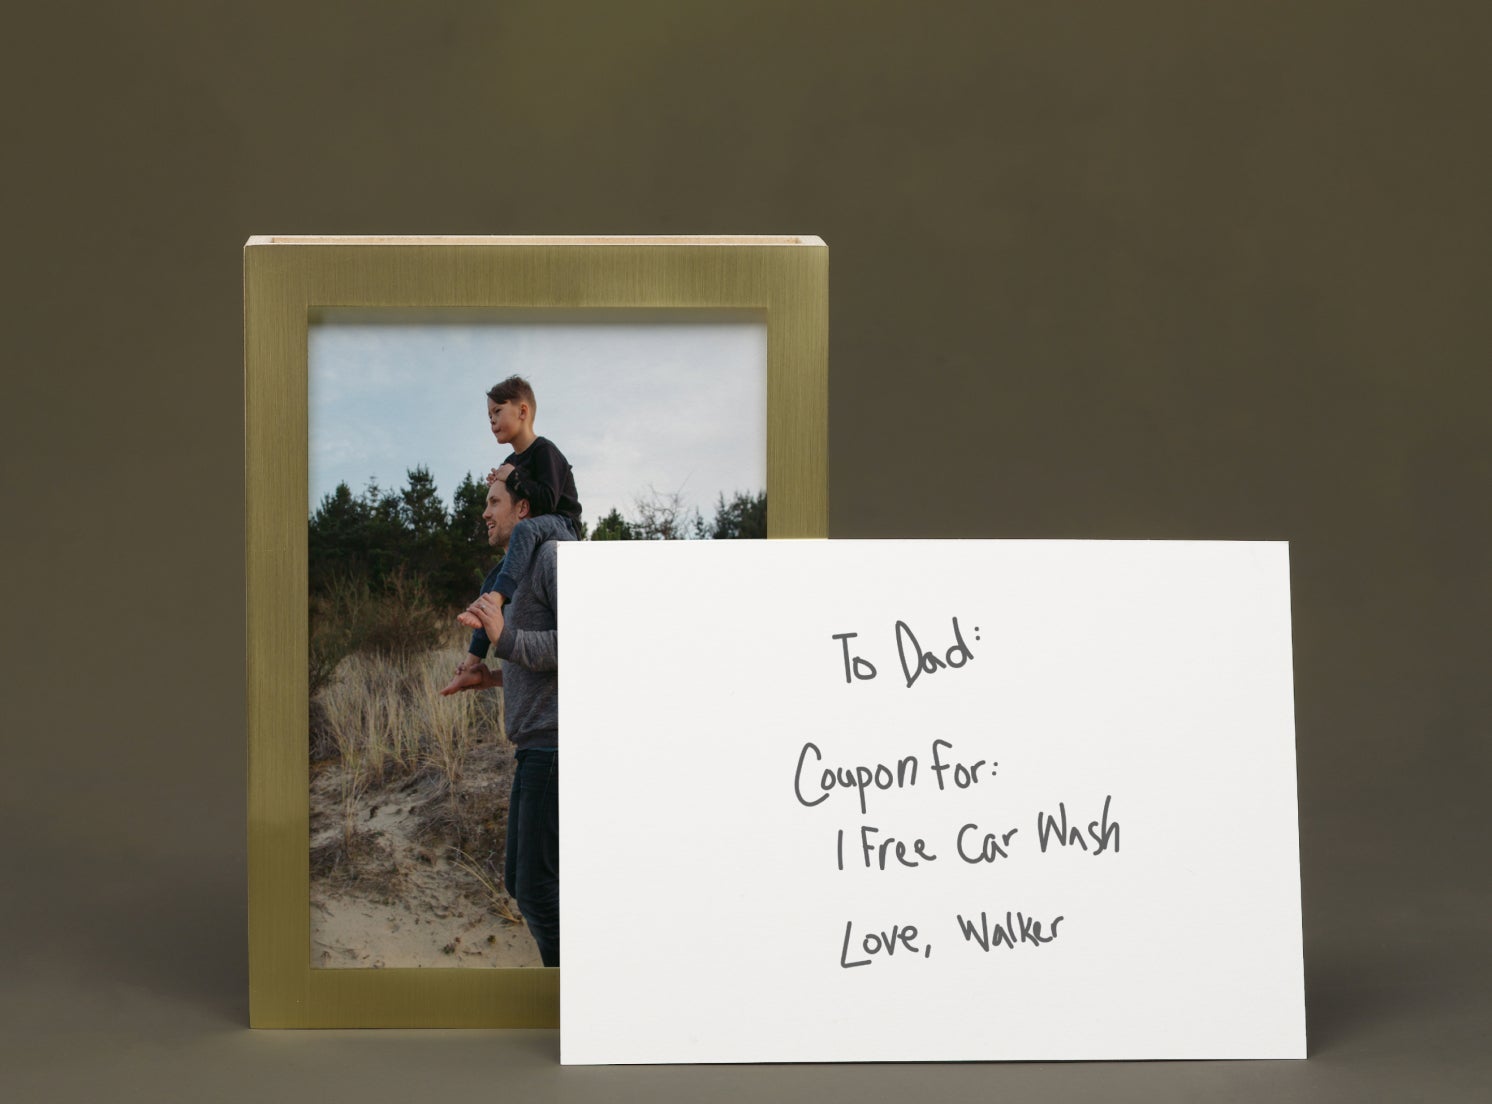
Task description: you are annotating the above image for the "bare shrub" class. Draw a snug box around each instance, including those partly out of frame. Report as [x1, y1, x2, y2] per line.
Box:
[309, 569, 449, 699]
[363, 570, 448, 657]
[631, 485, 704, 540]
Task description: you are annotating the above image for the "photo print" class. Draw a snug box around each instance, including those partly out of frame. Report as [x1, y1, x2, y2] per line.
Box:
[305, 310, 766, 968]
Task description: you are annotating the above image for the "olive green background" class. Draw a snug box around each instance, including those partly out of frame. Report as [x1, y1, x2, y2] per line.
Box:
[3, 2, 1488, 1100]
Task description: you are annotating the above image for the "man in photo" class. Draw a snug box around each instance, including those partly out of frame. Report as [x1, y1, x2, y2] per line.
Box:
[442, 462, 572, 967]
[454, 374, 583, 661]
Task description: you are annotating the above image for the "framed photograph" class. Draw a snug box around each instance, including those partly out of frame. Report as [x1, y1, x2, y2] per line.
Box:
[246, 236, 827, 1027]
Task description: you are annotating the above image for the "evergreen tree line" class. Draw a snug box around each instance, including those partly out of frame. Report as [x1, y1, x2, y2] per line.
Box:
[310, 467, 766, 609]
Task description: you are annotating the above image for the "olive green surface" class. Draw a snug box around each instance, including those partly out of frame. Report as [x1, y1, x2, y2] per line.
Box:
[2, 2, 1488, 1101]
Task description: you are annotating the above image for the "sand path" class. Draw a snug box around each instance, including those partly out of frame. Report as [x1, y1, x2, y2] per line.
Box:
[309, 744, 543, 969]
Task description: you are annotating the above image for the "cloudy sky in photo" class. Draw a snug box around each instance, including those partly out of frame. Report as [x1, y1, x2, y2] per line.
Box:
[308, 313, 767, 527]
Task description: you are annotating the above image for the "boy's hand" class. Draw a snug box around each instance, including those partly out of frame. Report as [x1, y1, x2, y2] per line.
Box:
[457, 610, 483, 630]
[486, 467, 502, 486]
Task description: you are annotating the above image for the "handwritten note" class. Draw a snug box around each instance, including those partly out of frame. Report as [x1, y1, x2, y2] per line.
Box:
[558, 541, 1305, 1064]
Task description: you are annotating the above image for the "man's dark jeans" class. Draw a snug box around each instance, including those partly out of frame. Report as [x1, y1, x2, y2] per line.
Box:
[505, 748, 559, 967]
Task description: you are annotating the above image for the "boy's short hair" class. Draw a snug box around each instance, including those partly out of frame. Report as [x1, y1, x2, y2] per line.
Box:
[486, 375, 536, 414]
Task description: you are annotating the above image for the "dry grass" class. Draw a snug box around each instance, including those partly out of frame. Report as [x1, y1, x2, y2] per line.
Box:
[311, 616, 520, 926]
[450, 848, 524, 925]
[318, 626, 504, 783]
[307, 554, 521, 934]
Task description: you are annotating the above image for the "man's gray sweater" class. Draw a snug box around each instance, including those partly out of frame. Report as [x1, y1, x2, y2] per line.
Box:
[492, 537, 566, 750]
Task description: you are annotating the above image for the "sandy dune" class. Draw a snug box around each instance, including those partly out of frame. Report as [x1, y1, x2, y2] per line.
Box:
[309, 741, 543, 969]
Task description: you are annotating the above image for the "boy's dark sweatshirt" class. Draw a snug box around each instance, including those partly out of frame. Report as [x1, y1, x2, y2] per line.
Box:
[505, 436, 582, 524]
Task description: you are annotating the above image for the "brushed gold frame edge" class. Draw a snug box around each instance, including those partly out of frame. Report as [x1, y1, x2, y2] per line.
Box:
[245, 237, 827, 1028]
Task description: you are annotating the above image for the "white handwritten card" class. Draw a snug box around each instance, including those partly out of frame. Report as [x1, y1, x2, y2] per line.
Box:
[557, 540, 1304, 1064]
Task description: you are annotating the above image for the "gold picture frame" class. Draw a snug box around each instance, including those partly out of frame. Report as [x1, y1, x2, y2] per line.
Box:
[245, 236, 828, 1027]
